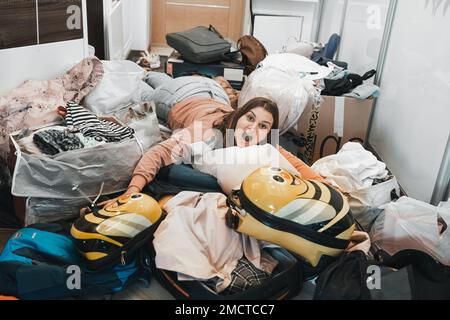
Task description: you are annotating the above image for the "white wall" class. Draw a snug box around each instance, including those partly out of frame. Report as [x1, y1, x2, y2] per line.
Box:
[318, 0, 346, 42]
[108, 0, 127, 60]
[369, 0, 450, 202]
[131, 0, 151, 51]
[243, 0, 252, 35]
[0, 0, 88, 95]
[250, 0, 321, 53]
[319, 0, 389, 76]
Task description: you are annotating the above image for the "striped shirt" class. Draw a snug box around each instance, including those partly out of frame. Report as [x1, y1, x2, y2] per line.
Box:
[65, 102, 134, 142]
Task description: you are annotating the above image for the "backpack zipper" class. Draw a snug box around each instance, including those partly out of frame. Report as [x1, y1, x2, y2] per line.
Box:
[120, 250, 127, 265]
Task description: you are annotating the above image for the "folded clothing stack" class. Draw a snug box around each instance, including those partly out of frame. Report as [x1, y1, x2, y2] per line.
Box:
[20, 102, 136, 156]
[312, 142, 387, 193]
[33, 129, 85, 155]
[65, 102, 135, 143]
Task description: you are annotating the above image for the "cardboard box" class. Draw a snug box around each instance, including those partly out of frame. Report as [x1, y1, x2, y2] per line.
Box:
[166, 51, 245, 90]
[296, 96, 374, 163]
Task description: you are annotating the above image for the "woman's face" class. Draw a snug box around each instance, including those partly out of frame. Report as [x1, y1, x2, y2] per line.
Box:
[234, 107, 274, 147]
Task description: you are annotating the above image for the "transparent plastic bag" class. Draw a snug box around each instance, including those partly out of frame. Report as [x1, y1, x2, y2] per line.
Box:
[11, 111, 161, 199]
[113, 102, 162, 151]
[11, 137, 142, 199]
[84, 60, 146, 115]
[348, 176, 400, 232]
[370, 197, 450, 265]
[25, 197, 90, 226]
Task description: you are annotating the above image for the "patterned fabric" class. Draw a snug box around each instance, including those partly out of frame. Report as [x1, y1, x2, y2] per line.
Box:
[33, 129, 84, 155]
[65, 102, 134, 142]
[223, 258, 269, 295]
[0, 57, 104, 158]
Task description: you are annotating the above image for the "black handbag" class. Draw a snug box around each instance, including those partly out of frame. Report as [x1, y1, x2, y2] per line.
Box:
[322, 69, 377, 96]
[166, 25, 232, 64]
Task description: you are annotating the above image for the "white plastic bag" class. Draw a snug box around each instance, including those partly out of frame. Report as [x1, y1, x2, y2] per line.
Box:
[84, 60, 145, 115]
[370, 197, 450, 265]
[238, 67, 318, 134]
[348, 176, 400, 231]
[259, 53, 333, 80]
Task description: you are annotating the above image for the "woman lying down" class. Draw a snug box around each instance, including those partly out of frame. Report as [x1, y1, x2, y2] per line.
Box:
[123, 72, 324, 196]
[112, 73, 369, 294]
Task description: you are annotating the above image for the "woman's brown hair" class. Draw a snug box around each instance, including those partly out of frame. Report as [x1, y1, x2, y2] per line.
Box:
[214, 97, 279, 146]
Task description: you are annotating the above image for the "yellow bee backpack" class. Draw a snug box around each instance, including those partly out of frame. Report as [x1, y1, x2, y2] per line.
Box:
[71, 193, 163, 270]
[227, 167, 356, 270]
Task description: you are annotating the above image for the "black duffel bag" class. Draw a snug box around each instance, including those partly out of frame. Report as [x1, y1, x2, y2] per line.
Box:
[166, 25, 232, 64]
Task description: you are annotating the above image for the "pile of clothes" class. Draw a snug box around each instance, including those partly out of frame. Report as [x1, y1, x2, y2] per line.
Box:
[153, 191, 279, 294]
[18, 103, 135, 156]
[312, 142, 388, 193]
[2, 58, 161, 227]
[312, 142, 400, 231]
[0, 57, 104, 158]
[278, 33, 381, 100]
[320, 66, 380, 100]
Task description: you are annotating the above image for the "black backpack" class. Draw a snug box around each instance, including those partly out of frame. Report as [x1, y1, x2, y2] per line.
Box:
[314, 250, 450, 300]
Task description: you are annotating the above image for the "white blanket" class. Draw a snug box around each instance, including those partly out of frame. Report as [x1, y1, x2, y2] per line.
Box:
[312, 142, 388, 193]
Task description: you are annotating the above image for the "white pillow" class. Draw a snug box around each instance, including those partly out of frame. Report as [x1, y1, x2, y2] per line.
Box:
[193, 144, 299, 195]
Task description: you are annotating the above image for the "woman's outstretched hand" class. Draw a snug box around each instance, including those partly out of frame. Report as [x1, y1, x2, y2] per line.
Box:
[97, 186, 141, 208]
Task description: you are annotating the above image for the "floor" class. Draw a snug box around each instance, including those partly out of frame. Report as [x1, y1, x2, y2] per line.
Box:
[126, 46, 173, 75]
[150, 45, 174, 57]
[112, 278, 175, 300]
[111, 278, 314, 300]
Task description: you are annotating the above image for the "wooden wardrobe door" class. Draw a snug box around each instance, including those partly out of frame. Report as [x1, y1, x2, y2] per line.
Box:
[0, 0, 38, 50]
[152, 0, 244, 47]
[38, 0, 84, 44]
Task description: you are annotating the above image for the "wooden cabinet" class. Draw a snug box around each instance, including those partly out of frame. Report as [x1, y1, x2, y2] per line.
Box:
[0, 0, 83, 50]
[38, 0, 83, 44]
[152, 0, 244, 46]
[0, 0, 38, 49]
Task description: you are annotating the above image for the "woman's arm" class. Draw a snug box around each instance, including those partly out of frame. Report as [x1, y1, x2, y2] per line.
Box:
[277, 146, 326, 183]
[129, 129, 192, 192]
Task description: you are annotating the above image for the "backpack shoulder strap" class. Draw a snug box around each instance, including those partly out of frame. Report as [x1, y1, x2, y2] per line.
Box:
[376, 249, 450, 283]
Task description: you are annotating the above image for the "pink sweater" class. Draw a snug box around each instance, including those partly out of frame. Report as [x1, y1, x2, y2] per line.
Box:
[129, 98, 325, 191]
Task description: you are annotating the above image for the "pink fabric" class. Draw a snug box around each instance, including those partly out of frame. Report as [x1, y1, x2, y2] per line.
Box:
[0, 57, 103, 157]
[153, 191, 263, 293]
